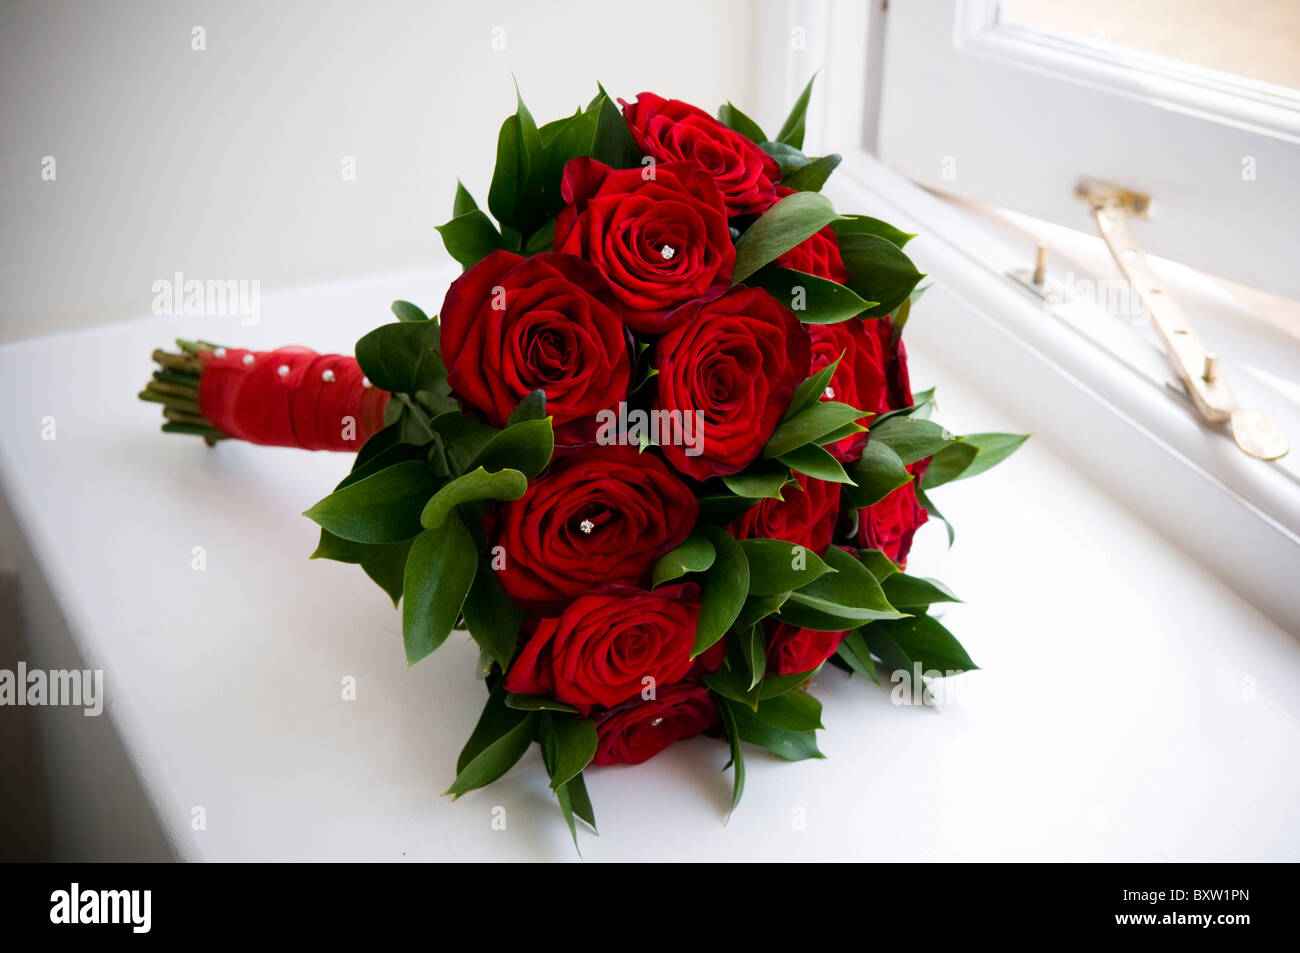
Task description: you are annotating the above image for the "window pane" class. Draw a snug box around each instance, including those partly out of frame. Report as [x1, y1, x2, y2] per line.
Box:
[999, 0, 1300, 90]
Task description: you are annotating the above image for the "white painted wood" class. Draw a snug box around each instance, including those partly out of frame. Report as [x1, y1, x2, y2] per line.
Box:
[825, 151, 1300, 632]
[1, 263, 1297, 860]
[873, 0, 1300, 299]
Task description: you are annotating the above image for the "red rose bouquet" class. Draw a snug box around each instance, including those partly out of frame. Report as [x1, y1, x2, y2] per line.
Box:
[139, 81, 1025, 846]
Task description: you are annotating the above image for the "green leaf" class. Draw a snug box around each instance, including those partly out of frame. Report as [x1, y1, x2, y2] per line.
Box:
[706, 656, 762, 710]
[487, 111, 525, 238]
[468, 418, 555, 478]
[915, 481, 954, 546]
[721, 461, 792, 500]
[522, 218, 557, 254]
[420, 467, 528, 530]
[430, 412, 498, 471]
[740, 625, 766, 690]
[918, 440, 978, 489]
[402, 515, 478, 666]
[748, 266, 875, 325]
[837, 232, 925, 318]
[717, 101, 767, 143]
[863, 613, 978, 677]
[781, 544, 905, 628]
[541, 714, 598, 790]
[782, 153, 841, 192]
[651, 534, 717, 588]
[446, 708, 536, 797]
[732, 191, 840, 285]
[736, 591, 790, 629]
[923, 432, 1029, 489]
[435, 209, 505, 269]
[856, 548, 900, 581]
[456, 682, 525, 774]
[844, 439, 912, 507]
[505, 694, 579, 714]
[551, 771, 579, 851]
[759, 140, 811, 174]
[452, 180, 478, 217]
[694, 526, 749, 657]
[391, 300, 429, 323]
[359, 537, 415, 607]
[507, 389, 547, 426]
[836, 630, 879, 684]
[462, 563, 523, 668]
[698, 493, 762, 526]
[778, 443, 855, 484]
[785, 355, 842, 419]
[304, 460, 438, 544]
[716, 695, 745, 816]
[832, 215, 915, 248]
[355, 319, 446, 396]
[775, 74, 817, 149]
[869, 415, 959, 465]
[760, 669, 817, 698]
[566, 772, 597, 832]
[739, 538, 834, 596]
[752, 688, 823, 731]
[730, 698, 823, 761]
[591, 86, 641, 169]
[881, 573, 961, 609]
[764, 401, 868, 458]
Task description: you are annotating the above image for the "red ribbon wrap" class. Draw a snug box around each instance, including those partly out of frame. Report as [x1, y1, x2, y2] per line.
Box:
[198, 346, 390, 451]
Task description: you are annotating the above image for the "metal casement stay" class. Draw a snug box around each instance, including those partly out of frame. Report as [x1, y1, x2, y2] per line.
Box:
[1076, 178, 1289, 462]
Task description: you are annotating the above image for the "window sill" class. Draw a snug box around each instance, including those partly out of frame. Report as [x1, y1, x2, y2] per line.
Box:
[826, 150, 1300, 631]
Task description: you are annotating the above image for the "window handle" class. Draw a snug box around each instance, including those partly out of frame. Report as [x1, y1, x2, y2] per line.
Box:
[1077, 178, 1289, 461]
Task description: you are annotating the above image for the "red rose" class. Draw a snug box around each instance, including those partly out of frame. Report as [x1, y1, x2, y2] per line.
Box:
[765, 620, 844, 676]
[773, 189, 851, 282]
[729, 471, 841, 554]
[487, 444, 698, 611]
[503, 584, 700, 715]
[553, 157, 735, 333]
[875, 313, 914, 411]
[592, 681, 719, 766]
[652, 286, 810, 479]
[440, 251, 631, 434]
[808, 319, 891, 462]
[620, 92, 780, 217]
[856, 475, 928, 567]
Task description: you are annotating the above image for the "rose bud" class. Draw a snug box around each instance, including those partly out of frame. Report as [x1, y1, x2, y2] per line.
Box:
[439, 251, 631, 439]
[807, 319, 892, 463]
[773, 189, 851, 282]
[486, 444, 698, 612]
[592, 681, 719, 766]
[729, 471, 841, 555]
[553, 157, 735, 334]
[855, 472, 929, 568]
[503, 583, 700, 715]
[620, 92, 780, 217]
[764, 620, 845, 676]
[652, 286, 810, 480]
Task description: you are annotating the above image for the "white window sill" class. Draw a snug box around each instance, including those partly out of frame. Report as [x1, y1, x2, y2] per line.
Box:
[0, 242, 1298, 859]
[826, 150, 1300, 631]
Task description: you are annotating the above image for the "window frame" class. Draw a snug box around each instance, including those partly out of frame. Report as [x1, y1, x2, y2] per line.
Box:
[755, 0, 1300, 631]
[862, 0, 1300, 301]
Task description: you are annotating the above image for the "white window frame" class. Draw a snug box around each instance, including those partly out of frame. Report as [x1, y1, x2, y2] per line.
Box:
[754, 0, 1300, 630]
[871, 0, 1300, 301]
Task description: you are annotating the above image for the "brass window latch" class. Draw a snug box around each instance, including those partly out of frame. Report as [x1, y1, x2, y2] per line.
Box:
[1076, 178, 1289, 461]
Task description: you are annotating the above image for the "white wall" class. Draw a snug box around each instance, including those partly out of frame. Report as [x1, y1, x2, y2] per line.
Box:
[0, 0, 758, 342]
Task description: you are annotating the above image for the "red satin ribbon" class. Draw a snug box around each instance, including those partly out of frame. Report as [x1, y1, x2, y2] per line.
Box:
[197, 346, 390, 451]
